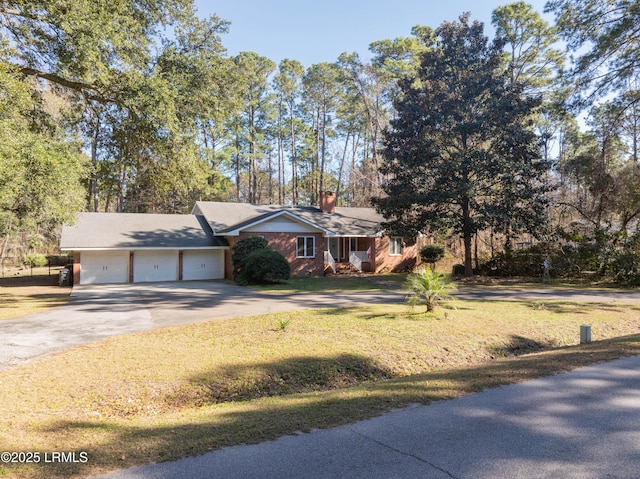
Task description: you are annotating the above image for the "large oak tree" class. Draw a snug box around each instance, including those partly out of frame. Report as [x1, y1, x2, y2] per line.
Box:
[373, 14, 551, 276]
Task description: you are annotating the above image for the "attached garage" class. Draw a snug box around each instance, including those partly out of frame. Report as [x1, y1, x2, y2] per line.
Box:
[182, 250, 225, 280]
[133, 250, 179, 283]
[80, 251, 129, 284]
[61, 213, 229, 285]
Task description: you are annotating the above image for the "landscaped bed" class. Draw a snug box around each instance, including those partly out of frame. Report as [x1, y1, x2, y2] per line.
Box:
[1, 299, 639, 478]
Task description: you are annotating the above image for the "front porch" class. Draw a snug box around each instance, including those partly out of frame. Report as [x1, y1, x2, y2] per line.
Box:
[324, 237, 373, 273]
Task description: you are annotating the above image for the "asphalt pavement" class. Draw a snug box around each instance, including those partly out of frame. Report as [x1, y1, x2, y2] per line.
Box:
[95, 354, 640, 479]
[0, 281, 405, 371]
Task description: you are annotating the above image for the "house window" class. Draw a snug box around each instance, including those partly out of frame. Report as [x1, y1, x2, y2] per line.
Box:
[297, 236, 315, 258]
[389, 237, 403, 256]
[350, 238, 358, 251]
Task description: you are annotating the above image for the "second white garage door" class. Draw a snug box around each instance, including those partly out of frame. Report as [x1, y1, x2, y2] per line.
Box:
[182, 250, 225, 280]
[133, 251, 178, 283]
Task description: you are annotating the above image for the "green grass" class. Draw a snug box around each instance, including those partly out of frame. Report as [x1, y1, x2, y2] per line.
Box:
[251, 274, 389, 292]
[454, 275, 635, 290]
[254, 272, 628, 294]
[1, 299, 639, 478]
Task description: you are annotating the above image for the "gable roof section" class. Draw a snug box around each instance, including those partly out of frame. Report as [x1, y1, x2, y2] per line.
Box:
[60, 213, 228, 250]
[309, 207, 385, 237]
[219, 209, 332, 236]
[193, 202, 385, 237]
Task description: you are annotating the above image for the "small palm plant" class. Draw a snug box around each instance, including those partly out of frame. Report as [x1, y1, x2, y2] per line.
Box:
[406, 267, 457, 313]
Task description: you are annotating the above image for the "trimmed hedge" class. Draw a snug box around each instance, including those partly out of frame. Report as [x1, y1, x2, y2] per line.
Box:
[232, 236, 269, 281]
[240, 248, 290, 285]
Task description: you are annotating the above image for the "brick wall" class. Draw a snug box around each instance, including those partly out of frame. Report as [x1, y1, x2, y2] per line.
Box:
[373, 236, 417, 273]
[233, 232, 326, 278]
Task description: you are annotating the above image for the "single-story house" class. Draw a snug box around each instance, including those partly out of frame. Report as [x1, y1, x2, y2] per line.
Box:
[60, 193, 417, 285]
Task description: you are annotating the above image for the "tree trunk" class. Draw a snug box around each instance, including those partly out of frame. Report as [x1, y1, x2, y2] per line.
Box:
[289, 101, 298, 206]
[268, 150, 274, 204]
[88, 110, 101, 212]
[235, 130, 241, 202]
[319, 107, 327, 200]
[474, 232, 479, 271]
[462, 198, 473, 276]
[248, 104, 256, 204]
[277, 101, 284, 204]
[336, 131, 350, 206]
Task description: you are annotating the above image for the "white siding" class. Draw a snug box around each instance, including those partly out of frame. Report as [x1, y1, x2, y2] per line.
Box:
[245, 216, 319, 233]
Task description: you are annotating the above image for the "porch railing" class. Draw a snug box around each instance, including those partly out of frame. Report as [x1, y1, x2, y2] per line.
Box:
[349, 251, 369, 273]
[324, 250, 336, 274]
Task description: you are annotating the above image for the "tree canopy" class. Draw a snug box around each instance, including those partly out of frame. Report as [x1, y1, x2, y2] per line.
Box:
[373, 14, 551, 276]
[1, 0, 639, 281]
[546, 0, 640, 107]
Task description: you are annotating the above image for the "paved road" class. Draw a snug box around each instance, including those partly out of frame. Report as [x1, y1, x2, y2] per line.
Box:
[96, 354, 640, 479]
[0, 281, 405, 371]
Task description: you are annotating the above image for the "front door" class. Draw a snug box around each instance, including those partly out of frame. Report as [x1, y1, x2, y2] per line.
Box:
[327, 237, 339, 261]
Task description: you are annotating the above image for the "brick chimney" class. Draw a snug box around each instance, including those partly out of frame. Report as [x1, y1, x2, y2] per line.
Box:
[320, 191, 336, 214]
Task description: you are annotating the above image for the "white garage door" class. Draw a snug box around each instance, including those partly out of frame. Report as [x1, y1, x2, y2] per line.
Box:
[80, 251, 129, 284]
[133, 251, 178, 283]
[182, 250, 225, 281]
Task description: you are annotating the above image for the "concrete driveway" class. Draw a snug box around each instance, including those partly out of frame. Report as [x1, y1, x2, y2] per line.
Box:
[0, 281, 405, 371]
[96, 354, 640, 479]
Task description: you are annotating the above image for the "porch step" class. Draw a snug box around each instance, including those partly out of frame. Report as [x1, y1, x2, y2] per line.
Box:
[334, 262, 359, 274]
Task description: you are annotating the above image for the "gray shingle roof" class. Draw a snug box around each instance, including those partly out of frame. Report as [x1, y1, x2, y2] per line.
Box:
[193, 202, 385, 237]
[60, 213, 228, 250]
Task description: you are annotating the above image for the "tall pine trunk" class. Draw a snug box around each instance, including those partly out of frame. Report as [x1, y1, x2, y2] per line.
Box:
[462, 197, 473, 277]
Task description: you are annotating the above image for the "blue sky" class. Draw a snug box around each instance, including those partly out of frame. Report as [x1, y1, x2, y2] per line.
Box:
[195, 0, 553, 67]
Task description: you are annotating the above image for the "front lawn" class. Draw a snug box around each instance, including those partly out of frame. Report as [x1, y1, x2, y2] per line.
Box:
[252, 273, 407, 292]
[1, 299, 639, 478]
[0, 274, 71, 320]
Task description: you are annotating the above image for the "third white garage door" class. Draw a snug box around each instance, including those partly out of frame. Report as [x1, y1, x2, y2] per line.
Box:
[182, 250, 225, 281]
[133, 250, 178, 283]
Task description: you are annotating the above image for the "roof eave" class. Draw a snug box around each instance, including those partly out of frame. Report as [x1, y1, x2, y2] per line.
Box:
[60, 246, 229, 251]
[222, 210, 334, 236]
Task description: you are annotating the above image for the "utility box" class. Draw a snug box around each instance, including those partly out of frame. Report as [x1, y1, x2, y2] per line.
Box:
[59, 268, 71, 287]
[580, 324, 592, 344]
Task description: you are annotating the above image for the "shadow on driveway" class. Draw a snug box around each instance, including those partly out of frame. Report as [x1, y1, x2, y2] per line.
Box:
[0, 281, 404, 371]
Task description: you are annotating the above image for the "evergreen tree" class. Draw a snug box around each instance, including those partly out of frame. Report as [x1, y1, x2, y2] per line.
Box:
[373, 14, 551, 276]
